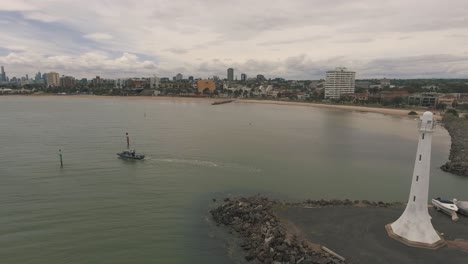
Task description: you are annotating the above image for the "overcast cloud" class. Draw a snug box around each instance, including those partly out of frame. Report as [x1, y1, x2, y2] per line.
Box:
[1, 0, 468, 79]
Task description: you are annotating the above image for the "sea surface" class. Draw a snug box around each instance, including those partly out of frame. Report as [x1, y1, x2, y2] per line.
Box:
[0, 96, 466, 263]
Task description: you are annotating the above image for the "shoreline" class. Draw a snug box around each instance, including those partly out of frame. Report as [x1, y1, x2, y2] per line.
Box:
[440, 114, 468, 176]
[236, 99, 435, 120]
[3, 94, 433, 119]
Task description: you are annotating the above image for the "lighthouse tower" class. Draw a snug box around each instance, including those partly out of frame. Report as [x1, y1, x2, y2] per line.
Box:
[386, 111, 445, 249]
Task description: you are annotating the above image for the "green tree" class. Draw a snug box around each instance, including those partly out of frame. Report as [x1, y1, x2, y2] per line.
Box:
[446, 108, 459, 117]
[436, 103, 447, 110]
[391, 97, 404, 106]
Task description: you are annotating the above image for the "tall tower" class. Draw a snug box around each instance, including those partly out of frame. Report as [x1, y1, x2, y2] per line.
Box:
[386, 111, 445, 249]
[241, 73, 247, 81]
[227, 68, 234, 81]
[1, 66, 5, 81]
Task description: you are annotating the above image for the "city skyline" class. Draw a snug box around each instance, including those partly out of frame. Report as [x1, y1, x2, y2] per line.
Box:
[1, 1, 468, 79]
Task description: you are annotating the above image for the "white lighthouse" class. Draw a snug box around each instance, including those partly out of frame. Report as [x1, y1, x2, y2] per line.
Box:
[386, 111, 445, 249]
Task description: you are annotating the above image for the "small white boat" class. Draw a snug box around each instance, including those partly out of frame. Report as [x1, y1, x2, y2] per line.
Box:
[453, 199, 468, 216]
[432, 198, 459, 221]
[117, 149, 145, 160]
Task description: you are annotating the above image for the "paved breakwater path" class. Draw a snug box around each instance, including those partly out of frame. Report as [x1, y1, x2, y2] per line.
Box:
[0, 96, 467, 263]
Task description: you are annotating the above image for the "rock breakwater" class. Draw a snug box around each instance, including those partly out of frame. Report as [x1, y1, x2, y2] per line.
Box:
[211, 196, 353, 263]
[440, 114, 468, 176]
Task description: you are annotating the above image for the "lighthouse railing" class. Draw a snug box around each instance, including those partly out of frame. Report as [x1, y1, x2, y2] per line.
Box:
[418, 119, 436, 131]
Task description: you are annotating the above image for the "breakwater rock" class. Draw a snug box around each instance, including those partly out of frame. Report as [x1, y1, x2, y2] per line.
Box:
[212, 99, 234, 105]
[211, 196, 347, 264]
[440, 114, 468, 176]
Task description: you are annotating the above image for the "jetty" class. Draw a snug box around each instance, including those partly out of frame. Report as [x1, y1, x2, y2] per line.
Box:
[212, 99, 234, 105]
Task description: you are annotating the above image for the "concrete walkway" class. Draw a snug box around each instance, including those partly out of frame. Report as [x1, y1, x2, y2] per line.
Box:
[276, 206, 468, 264]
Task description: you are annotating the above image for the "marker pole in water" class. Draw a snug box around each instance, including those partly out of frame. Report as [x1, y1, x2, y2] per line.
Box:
[59, 149, 63, 168]
[126, 132, 130, 149]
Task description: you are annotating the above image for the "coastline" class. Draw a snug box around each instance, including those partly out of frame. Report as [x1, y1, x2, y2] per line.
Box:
[3, 94, 218, 102]
[3, 94, 433, 119]
[236, 99, 435, 120]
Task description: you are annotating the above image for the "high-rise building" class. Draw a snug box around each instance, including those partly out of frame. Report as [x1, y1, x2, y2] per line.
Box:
[60, 76, 75, 89]
[26, 74, 29, 80]
[241, 73, 247, 81]
[188, 76, 194, 82]
[35, 72, 42, 81]
[1, 66, 6, 81]
[227, 68, 234, 81]
[46, 72, 60, 87]
[176, 73, 183, 81]
[324, 67, 355, 99]
[92, 76, 102, 88]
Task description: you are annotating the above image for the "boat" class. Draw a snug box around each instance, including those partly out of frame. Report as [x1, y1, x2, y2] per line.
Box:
[453, 199, 468, 216]
[117, 149, 145, 160]
[431, 197, 459, 221]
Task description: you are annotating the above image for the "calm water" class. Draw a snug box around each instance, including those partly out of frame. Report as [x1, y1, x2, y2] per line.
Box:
[0, 96, 466, 263]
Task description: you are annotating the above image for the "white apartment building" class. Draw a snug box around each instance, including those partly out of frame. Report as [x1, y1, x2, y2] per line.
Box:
[149, 76, 160, 89]
[324, 67, 355, 99]
[114, 78, 128, 89]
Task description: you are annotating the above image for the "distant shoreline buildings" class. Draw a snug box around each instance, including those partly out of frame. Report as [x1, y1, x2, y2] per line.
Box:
[1, 65, 468, 110]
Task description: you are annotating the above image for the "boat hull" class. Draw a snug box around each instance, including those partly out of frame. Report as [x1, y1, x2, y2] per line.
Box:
[117, 153, 145, 160]
[431, 199, 458, 216]
[455, 201, 468, 216]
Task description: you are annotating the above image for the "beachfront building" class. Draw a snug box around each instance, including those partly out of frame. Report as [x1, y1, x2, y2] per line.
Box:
[114, 78, 128, 89]
[408, 93, 439, 107]
[197, 80, 216, 94]
[324, 67, 355, 99]
[149, 76, 160, 89]
[257, 85, 273, 96]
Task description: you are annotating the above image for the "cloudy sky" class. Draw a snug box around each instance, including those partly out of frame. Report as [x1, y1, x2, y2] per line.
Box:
[1, 0, 468, 79]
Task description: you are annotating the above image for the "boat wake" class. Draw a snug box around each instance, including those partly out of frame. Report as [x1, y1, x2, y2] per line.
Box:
[146, 157, 262, 172]
[148, 158, 219, 168]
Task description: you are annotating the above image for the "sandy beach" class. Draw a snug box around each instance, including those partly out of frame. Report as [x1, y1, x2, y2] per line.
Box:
[5, 95, 435, 119]
[236, 99, 437, 119]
